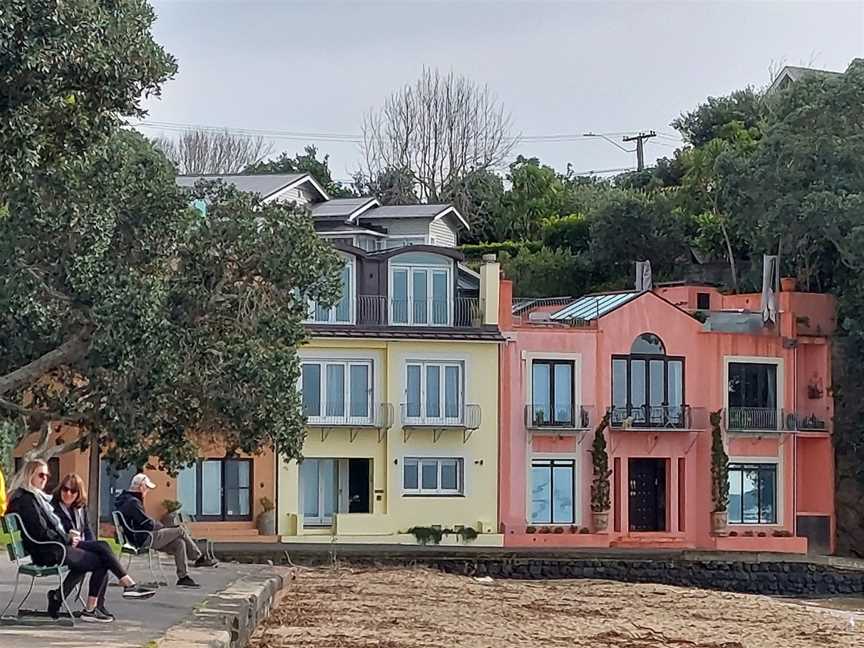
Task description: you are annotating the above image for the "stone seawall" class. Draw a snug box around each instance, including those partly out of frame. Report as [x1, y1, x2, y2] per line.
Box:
[216, 545, 864, 598]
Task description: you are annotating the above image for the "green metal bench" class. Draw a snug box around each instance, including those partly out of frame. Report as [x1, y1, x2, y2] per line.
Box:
[112, 511, 167, 586]
[0, 513, 76, 626]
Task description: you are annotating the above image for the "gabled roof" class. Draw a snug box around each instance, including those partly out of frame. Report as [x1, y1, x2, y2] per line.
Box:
[360, 204, 469, 230]
[175, 172, 329, 202]
[550, 291, 639, 321]
[310, 197, 380, 221]
[767, 64, 844, 94]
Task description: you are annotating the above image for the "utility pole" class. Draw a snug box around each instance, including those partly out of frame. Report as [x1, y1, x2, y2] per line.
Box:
[622, 131, 657, 171]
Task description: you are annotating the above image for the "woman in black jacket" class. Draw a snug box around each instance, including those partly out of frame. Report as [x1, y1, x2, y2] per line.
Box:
[7, 460, 153, 623]
[52, 472, 155, 620]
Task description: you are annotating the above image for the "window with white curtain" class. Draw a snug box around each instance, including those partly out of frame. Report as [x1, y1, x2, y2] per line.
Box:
[301, 360, 372, 424]
[404, 361, 463, 424]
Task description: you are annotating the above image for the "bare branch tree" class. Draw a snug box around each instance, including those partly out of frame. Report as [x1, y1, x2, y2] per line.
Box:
[359, 68, 517, 204]
[153, 128, 274, 175]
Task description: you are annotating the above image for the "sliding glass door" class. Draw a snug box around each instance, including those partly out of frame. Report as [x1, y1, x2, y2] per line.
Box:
[177, 458, 252, 521]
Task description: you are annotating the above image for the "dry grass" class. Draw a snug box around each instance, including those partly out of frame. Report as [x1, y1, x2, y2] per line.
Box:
[250, 565, 864, 648]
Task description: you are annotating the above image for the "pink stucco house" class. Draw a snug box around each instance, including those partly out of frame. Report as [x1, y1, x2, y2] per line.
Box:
[498, 279, 835, 554]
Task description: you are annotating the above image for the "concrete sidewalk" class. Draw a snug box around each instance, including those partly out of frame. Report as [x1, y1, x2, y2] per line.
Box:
[0, 554, 270, 647]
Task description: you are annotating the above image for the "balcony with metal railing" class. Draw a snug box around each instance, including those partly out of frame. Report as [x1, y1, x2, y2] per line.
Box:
[355, 296, 483, 328]
[607, 404, 707, 431]
[524, 404, 594, 431]
[726, 407, 830, 433]
[304, 403, 395, 442]
[400, 403, 482, 442]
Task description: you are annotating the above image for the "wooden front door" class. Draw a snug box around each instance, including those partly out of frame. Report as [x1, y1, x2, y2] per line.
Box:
[628, 458, 667, 532]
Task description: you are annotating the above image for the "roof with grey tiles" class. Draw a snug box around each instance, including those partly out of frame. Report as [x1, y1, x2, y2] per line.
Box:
[310, 197, 378, 219]
[175, 173, 307, 198]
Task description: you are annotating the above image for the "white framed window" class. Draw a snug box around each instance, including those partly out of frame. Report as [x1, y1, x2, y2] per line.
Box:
[306, 256, 354, 324]
[390, 263, 451, 326]
[404, 361, 463, 424]
[301, 360, 372, 424]
[403, 457, 463, 495]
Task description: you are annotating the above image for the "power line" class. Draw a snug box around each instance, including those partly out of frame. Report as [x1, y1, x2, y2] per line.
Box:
[131, 120, 672, 145]
[622, 131, 657, 171]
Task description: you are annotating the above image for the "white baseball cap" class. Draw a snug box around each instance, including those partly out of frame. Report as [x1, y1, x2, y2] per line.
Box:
[130, 473, 157, 490]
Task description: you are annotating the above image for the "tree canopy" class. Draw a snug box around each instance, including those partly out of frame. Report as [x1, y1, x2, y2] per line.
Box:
[246, 145, 355, 197]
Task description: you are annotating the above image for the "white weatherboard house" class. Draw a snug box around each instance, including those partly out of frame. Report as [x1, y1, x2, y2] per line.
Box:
[175, 173, 469, 251]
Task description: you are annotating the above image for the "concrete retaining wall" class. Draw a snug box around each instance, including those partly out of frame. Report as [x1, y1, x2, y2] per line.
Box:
[158, 570, 285, 648]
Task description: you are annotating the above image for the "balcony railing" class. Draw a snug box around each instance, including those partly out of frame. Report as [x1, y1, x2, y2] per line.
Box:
[726, 407, 779, 431]
[727, 407, 829, 432]
[304, 402, 394, 428]
[400, 403, 482, 429]
[353, 296, 482, 328]
[608, 405, 705, 430]
[525, 404, 593, 430]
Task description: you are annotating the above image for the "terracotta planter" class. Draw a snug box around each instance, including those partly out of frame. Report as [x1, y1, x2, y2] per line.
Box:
[591, 511, 610, 533]
[256, 510, 277, 536]
[780, 277, 798, 292]
[711, 510, 728, 534]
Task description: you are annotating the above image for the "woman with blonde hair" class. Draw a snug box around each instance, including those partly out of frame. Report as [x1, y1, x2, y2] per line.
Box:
[7, 461, 153, 623]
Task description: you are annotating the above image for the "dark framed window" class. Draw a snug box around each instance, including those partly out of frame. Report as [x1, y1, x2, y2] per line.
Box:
[728, 463, 777, 524]
[696, 292, 711, 310]
[530, 360, 575, 427]
[177, 458, 253, 521]
[727, 362, 778, 430]
[611, 333, 685, 427]
[530, 458, 576, 524]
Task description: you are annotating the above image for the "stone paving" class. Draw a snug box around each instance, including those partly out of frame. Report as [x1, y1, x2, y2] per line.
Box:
[0, 553, 266, 648]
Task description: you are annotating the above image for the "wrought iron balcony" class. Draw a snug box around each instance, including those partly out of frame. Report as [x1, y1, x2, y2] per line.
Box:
[725, 407, 780, 432]
[525, 404, 594, 430]
[727, 407, 829, 432]
[355, 296, 483, 328]
[607, 405, 705, 430]
[400, 403, 482, 429]
[304, 402, 394, 428]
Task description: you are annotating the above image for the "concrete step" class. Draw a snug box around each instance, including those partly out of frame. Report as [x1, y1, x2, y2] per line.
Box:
[611, 536, 694, 549]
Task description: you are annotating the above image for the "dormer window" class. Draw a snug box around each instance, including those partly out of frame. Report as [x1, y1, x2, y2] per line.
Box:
[307, 255, 354, 324]
[389, 253, 452, 326]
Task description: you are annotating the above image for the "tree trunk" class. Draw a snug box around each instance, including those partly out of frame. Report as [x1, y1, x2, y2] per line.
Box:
[719, 218, 739, 293]
[0, 325, 94, 397]
[87, 430, 101, 538]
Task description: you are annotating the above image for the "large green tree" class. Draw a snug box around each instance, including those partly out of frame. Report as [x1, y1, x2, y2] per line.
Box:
[1, 0, 342, 514]
[1, 0, 175, 185]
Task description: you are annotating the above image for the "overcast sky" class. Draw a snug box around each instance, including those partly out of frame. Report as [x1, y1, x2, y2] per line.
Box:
[140, 1, 863, 182]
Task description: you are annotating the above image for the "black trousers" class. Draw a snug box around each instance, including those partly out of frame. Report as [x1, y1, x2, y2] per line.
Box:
[59, 541, 127, 604]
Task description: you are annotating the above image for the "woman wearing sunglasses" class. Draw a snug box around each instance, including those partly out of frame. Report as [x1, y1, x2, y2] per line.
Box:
[7, 460, 154, 623]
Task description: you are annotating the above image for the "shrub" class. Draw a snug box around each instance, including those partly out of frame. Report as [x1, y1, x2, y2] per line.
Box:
[710, 410, 729, 513]
[161, 499, 182, 514]
[553, 526, 565, 534]
[590, 413, 612, 512]
[579, 527, 590, 535]
[525, 526, 537, 534]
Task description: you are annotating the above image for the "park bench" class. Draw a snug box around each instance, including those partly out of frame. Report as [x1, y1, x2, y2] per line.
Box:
[0, 512, 77, 627]
[111, 511, 168, 586]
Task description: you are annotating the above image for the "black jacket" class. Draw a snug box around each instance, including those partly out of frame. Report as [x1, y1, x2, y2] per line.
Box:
[52, 501, 95, 543]
[114, 490, 161, 547]
[6, 489, 69, 566]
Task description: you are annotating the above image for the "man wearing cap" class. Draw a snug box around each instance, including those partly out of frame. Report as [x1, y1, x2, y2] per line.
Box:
[115, 473, 217, 588]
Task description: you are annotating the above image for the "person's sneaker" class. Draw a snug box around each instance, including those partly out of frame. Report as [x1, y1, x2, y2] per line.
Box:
[95, 606, 116, 622]
[46, 590, 61, 619]
[176, 576, 200, 588]
[80, 607, 114, 623]
[122, 584, 156, 599]
[193, 556, 218, 568]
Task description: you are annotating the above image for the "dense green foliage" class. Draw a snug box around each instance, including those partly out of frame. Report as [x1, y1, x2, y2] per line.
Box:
[0, 1, 342, 472]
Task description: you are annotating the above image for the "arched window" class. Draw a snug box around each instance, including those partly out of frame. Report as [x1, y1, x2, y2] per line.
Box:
[630, 333, 665, 355]
[611, 333, 685, 428]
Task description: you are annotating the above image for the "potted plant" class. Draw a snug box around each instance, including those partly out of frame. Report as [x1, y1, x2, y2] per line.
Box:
[161, 499, 182, 527]
[590, 413, 612, 532]
[256, 497, 276, 535]
[710, 409, 729, 534]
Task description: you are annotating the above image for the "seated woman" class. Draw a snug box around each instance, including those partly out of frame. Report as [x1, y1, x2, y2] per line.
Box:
[52, 472, 155, 620]
[7, 460, 153, 623]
